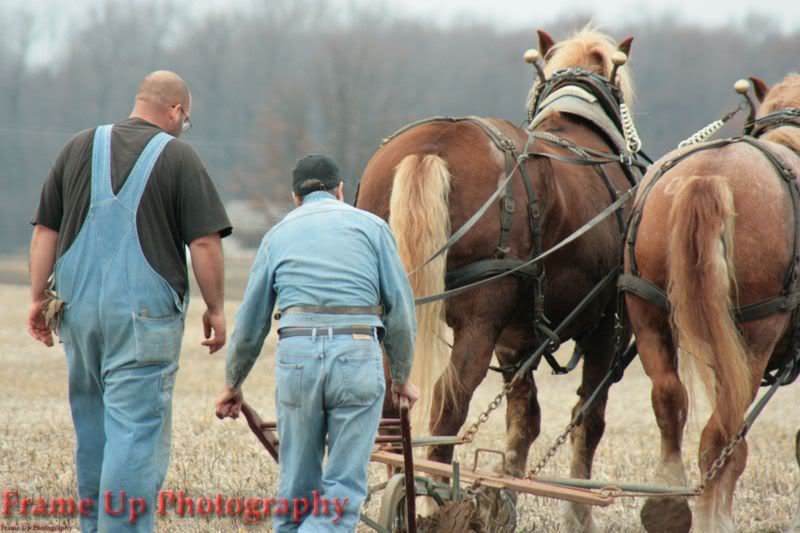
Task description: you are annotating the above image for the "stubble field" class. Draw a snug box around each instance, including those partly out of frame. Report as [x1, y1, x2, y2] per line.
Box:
[1, 261, 799, 532]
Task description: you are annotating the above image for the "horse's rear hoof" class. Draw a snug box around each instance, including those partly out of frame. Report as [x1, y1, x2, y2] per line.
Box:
[640, 496, 692, 533]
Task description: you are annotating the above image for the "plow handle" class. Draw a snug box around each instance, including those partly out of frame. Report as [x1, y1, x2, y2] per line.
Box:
[400, 397, 417, 533]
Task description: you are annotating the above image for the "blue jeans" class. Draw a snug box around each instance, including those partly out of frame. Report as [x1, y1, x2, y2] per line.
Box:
[273, 329, 385, 532]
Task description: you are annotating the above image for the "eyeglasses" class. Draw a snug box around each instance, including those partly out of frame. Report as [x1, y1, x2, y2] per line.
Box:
[176, 105, 192, 133]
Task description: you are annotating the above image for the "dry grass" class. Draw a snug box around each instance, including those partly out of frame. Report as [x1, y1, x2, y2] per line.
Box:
[1, 276, 799, 532]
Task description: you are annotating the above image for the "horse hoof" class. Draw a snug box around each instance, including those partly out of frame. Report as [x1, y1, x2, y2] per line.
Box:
[640, 497, 691, 533]
[474, 488, 517, 533]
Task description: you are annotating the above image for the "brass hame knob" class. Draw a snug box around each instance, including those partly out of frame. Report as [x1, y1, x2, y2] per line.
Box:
[611, 51, 628, 66]
[734, 79, 751, 94]
[523, 49, 541, 64]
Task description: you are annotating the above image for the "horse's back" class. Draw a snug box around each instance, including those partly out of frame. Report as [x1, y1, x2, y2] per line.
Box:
[357, 117, 530, 256]
[633, 140, 799, 303]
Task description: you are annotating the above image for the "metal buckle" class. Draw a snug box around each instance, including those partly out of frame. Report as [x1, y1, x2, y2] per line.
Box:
[500, 139, 516, 152]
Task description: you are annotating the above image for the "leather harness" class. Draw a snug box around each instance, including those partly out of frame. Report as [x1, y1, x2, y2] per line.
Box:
[619, 117, 800, 386]
[376, 68, 647, 373]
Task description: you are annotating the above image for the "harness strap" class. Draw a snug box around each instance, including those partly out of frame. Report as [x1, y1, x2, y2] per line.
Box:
[528, 131, 648, 177]
[620, 262, 800, 323]
[381, 115, 516, 154]
[518, 160, 543, 250]
[617, 273, 669, 310]
[497, 150, 517, 258]
[445, 258, 539, 291]
[417, 186, 636, 305]
[747, 108, 800, 137]
[735, 292, 800, 322]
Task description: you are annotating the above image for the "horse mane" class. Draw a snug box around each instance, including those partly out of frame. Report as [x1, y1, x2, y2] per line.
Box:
[530, 24, 635, 109]
[758, 73, 800, 153]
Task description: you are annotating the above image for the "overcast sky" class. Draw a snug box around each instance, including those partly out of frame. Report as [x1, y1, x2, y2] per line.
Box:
[4, 0, 799, 65]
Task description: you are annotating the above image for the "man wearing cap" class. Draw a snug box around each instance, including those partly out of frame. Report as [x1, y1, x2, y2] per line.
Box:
[215, 154, 418, 531]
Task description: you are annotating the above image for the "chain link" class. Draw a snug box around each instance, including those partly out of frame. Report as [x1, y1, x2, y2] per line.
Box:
[678, 120, 725, 148]
[527, 418, 580, 478]
[460, 384, 513, 444]
[678, 102, 746, 149]
[693, 429, 746, 495]
[619, 102, 642, 153]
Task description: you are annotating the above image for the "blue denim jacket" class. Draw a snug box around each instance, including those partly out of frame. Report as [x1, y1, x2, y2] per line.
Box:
[226, 191, 417, 387]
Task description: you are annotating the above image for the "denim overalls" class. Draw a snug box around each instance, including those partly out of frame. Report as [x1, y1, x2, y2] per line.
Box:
[55, 125, 185, 532]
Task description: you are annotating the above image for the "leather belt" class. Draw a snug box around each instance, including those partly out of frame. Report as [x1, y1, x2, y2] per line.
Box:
[274, 305, 384, 321]
[278, 326, 379, 339]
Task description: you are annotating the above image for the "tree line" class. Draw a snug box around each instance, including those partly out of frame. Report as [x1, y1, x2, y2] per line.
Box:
[1, 1, 798, 252]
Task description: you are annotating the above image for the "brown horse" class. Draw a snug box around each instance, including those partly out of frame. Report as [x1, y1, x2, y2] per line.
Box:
[356, 27, 637, 531]
[623, 73, 800, 533]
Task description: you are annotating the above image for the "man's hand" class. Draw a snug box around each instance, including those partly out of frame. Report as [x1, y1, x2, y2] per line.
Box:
[215, 384, 243, 419]
[27, 300, 54, 347]
[202, 308, 226, 354]
[28, 224, 57, 347]
[189, 233, 225, 354]
[391, 381, 420, 409]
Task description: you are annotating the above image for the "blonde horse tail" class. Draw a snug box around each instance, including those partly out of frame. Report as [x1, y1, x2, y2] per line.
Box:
[667, 175, 751, 438]
[389, 154, 453, 430]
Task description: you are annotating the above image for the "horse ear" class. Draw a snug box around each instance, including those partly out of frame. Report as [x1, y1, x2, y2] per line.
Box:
[617, 36, 634, 58]
[537, 30, 556, 58]
[749, 76, 770, 103]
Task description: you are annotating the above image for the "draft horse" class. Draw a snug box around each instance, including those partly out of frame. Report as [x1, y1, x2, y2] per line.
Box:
[621, 73, 800, 532]
[357, 27, 639, 531]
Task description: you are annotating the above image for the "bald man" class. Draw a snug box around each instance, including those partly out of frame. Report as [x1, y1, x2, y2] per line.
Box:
[28, 71, 231, 532]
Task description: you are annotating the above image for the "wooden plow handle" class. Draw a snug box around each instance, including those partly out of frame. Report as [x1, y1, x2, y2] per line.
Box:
[399, 397, 417, 533]
[241, 401, 279, 462]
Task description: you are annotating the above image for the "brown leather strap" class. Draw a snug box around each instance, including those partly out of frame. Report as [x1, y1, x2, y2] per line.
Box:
[619, 273, 800, 323]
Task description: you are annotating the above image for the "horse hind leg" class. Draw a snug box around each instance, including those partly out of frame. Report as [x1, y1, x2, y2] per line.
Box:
[497, 346, 542, 479]
[560, 310, 618, 533]
[630, 299, 692, 533]
[692, 413, 748, 533]
[694, 336, 776, 533]
[427, 320, 502, 465]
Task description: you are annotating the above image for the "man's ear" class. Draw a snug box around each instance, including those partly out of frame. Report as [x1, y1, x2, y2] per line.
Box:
[335, 182, 345, 201]
[292, 192, 302, 207]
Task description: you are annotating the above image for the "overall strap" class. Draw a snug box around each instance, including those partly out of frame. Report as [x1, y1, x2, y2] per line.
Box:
[117, 132, 174, 210]
[90, 125, 114, 204]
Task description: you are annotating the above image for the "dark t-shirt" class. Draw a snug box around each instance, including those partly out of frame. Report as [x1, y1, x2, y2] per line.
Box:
[32, 118, 232, 299]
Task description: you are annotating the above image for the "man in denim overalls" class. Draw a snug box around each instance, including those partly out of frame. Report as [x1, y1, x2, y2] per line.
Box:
[28, 71, 231, 532]
[216, 155, 419, 532]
